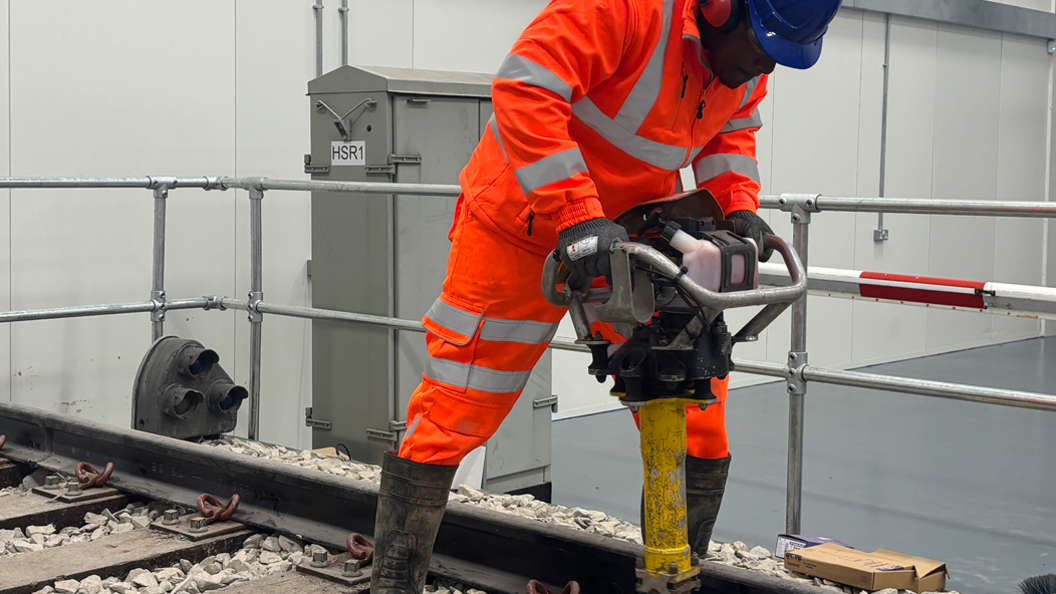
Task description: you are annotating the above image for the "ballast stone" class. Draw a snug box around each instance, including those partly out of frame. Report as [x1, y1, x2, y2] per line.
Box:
[278, 534, 302, 552]
[261, 536, 282, 552]
[131, 572, 159, 588]
[0, 528, 25, 543]
[26, 525, 56, 537]
[258, 550, 283, 565]
[155, 568, 184, 582]
[12, 541, 43, 553]
[53, 581, 80, 594]
[77, 575, 104, 594]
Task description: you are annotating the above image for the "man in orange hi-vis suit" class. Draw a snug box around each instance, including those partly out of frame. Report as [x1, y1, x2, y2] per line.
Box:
[371, 1, 843, 591]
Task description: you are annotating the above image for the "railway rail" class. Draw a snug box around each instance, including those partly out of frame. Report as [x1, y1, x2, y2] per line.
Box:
[0, 402, 827, 594]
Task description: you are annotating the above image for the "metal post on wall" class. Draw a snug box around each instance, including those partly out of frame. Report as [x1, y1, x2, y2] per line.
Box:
[339, 0, 349, 66]
[779, 193, 820, 535]
[247, 183, 265, 441]
[313, 1, 324, 78]
[150, 180, 172, 342]
[874, 12, 892, 243]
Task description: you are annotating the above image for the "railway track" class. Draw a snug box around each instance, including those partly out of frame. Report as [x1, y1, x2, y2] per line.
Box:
[0, 402, 826, 594]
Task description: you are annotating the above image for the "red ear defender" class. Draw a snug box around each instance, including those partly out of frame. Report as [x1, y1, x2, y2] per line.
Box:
[701, 0, 742, 33]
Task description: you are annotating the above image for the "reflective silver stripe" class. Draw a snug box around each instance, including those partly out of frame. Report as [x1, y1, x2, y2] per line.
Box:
[428, 297, 559, 345]
[496, 54, 573, 102]
[488, 114, 508, 161]
[572, 98, 688, 171]
[615, 0, 675, 131]
[426, 358, 533, 394]
[694, 153, 760, 184]
[739, 76, 760, 111]
[721, 110, 763, 133]
[514, 148, 589, 195]
[403, 416, 421, 441]
[426, 298, 482, 339]
[479, 318, 559, 345]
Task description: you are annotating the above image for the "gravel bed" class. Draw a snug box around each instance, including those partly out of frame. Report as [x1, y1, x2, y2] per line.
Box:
[202, 436, 959, 594]
[203, 436, 644, 543]
[0, 471, 179, 558]
[27, 532, 333, 594]
[1, 450, 960, 594]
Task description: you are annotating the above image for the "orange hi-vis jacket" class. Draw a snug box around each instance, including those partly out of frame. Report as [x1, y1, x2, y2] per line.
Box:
[459, 0, 768, 256]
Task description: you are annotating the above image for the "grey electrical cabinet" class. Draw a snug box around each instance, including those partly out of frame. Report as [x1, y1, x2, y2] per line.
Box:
[307, 65, 552, 498]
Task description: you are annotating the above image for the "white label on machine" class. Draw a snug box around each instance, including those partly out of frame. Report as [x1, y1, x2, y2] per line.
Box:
[331, 141, 366, 166]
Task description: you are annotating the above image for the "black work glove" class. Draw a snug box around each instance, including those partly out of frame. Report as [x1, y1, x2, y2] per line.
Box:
[558, 217, 629, 279]
[726, 210, 775, 263]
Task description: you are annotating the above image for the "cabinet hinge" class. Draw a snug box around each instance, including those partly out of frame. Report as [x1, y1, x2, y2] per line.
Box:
[366, 421, 407, 444]
[304, 407, 332, 430]
[533, 395, 559, 413]
[304, 154, 330, 175]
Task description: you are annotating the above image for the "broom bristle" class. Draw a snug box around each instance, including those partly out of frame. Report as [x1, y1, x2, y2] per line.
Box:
[1020, 574, 1056, 594]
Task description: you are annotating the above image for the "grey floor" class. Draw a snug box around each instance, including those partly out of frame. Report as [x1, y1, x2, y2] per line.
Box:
[552, 337, 1056, 594]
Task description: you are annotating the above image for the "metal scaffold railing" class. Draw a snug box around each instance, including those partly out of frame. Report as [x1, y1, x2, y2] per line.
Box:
[3, 176, 1056, 535]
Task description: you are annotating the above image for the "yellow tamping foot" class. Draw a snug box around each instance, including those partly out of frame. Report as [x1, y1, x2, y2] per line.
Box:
[636, 398, 701, 594]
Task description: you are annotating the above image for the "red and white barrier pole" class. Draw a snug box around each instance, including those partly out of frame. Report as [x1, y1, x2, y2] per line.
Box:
[758, 263, 1056, 320]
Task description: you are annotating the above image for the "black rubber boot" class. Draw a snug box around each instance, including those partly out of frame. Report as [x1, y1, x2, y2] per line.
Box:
[685, 454, 731, 555]
[370, 452, 457, 594]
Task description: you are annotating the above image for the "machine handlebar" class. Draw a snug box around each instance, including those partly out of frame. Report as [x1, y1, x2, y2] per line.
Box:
[542, 234, 807, 343]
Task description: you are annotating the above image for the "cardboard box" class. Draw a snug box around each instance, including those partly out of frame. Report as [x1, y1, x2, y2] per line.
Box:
[775, 534, 854, 560]
[311, 446, 350, 460]
[784, 544, 947, 592]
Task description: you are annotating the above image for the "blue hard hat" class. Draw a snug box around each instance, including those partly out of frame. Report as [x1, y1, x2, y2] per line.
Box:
[747, 0, 843, 70]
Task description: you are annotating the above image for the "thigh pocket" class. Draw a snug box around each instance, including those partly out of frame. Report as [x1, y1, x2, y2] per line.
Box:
[422, 295, 484, 346]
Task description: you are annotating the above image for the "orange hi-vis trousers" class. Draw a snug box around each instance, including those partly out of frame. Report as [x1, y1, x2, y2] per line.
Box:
[398, 205, 729, 466]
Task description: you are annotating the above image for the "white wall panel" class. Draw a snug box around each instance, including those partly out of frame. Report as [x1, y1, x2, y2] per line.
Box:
[413, 0, 547, 73]
[347, 0, 413, 69]
[882, 17, 937, 203]
[852, 17, 937, 364]
[235, 1, 316, 447]
[851, 213, 932, 363]
[848, 13, 929, 364]
[854, 12, 886, 207]
[7, 1, 236, 426]
[0, 0, 10, 402]
[992, 34, 1049, 340]
[765, 12, 866, 368]
[769, 12, 866, 200]
[926, 25, 1002, 351]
